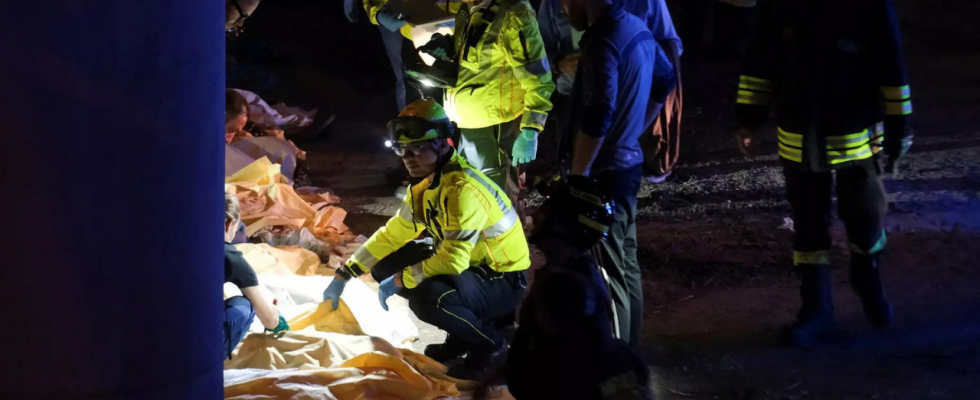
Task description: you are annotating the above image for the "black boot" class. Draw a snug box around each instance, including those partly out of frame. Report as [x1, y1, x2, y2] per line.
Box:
[447, 339, 508, 381]
[424, 336, 469, 365]
[850, 253, 894, 329]
[785, 264, 835, 346]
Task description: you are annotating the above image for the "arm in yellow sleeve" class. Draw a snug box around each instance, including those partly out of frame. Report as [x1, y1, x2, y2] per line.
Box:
[401, 183, 487, 288]
[503, 4, 555, 132]
[345, 199, 421, 277]
[363, 0, 387, 25]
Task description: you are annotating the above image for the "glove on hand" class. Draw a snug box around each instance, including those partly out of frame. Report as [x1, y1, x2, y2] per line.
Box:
[512, 129, 539, 166]
[323, 278, 348, 310]
[377, 10, 407, 32]
[378, 275, 401, 311]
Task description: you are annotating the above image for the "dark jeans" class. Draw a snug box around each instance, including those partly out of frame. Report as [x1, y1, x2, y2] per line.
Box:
[380, 26, 421, 112]
[783, 159, 887, 255]
[223, 295, 256, 359]
[402, 267, 527, 350]
[594, 170, 642, 345]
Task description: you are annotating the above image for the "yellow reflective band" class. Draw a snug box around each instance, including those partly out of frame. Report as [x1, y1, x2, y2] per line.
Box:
[778, 143, 802, 162]
[880, 85, 911, 100]
[825, 130, 870, 149]
[737, 93, 771, 106]
[779, 148, 802, 162]
[578, 214, 610, 233]
[739, 75, 773, 87]
[828, 145, 872, 164]
[777, 128, 803, 146]
[777, 127, 803, 140]
[738, 82, 772, 92]
[794, 250, 830, 266]
[885, 101, 913, 115]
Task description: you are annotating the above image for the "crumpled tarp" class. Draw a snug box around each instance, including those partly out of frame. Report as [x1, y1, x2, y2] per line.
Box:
[226, 158, 353, 242]
[224, 333, 479, 400]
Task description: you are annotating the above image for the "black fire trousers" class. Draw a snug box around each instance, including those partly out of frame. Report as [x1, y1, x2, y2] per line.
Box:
[401, 267, 527, 350]
[783, 159, 888, 265]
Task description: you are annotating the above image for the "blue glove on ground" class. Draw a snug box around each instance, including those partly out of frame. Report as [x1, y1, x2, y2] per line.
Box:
[323, 278, 347, 310]
[265, 313, 290, 337]
[512, 129, 539, 166]
[377, 10, 407, 32]
[378, 275, 401, 311]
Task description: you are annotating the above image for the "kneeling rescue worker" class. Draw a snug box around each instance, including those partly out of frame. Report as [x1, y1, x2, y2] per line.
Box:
[323, 99, 530, 378]
[734, 0, 914, 346]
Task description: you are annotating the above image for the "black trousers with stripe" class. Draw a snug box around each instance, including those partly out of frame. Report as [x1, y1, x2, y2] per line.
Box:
[402, 267, 527, 350]
[783, 158, 887, 257]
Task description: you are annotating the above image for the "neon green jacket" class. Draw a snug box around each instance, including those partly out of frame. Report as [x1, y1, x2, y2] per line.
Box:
[363, 0, 463, 40]
[445, 0, 555, 131]
[344, 151, 530, 288]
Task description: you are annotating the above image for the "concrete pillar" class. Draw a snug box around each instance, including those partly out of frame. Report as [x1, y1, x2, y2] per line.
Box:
[0, 1, 224, 399]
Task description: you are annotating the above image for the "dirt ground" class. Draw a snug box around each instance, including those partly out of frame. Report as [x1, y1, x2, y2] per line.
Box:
[234, 0, 980, 398]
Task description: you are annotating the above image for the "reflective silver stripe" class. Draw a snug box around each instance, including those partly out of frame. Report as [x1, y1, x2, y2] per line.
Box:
[351, 245, 380, 269]
[525, 111, 548, 128]
[462, 169, 511, 213]
[524, 58, 550, 77]
[407, 262, 426, 287]
[485, 209, 518, 238]
[397, 203, 414, 221]
[443, 229, 482, 244]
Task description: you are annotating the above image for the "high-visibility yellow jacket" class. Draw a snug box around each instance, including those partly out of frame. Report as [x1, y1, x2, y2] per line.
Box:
[445, 0, 555, 131]
[363, 0, 463, 40]
[344, 151, 530, 288]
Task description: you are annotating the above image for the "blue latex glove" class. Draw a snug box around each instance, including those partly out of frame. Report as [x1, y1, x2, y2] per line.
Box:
[378, 275, 401, 311]
[512, 129, 539, 166]
[425, 47, 448, 59]
[265, 313, 290, 337]
[323, 278, 347, 310]
[377, 10, 407, 32]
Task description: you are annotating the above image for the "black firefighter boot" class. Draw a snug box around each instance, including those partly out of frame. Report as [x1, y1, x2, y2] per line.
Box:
[785, 264, 835, 346]
[850, 253, 894, 329]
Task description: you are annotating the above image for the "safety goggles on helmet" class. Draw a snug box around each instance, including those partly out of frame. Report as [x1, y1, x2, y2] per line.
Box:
[387, 116, 453, 144]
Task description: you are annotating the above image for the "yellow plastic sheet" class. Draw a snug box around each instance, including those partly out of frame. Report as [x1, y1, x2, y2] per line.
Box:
[226, 156, 285, 185]
[228, 183, 319, 236]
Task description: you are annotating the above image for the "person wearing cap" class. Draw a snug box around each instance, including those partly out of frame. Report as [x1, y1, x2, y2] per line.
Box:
[322, 99, 530, 379]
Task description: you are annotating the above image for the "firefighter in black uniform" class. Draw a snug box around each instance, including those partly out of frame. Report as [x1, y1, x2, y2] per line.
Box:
[733, 0, 914, 346]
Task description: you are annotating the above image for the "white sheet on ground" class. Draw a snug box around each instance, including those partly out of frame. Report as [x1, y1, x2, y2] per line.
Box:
[232, 88, 316, 131]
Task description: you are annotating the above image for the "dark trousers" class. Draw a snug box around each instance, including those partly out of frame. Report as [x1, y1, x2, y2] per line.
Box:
[223, 296, 256, 358]
[783, 160, 887, 258]
[402, 267, 527, 349]
[380, 26, 421, 112]
[596, 191, 642, 346]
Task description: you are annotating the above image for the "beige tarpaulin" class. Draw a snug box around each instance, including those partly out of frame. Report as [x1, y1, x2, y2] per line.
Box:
[226, 158, 353, 241]
[224, 333, 479, 400]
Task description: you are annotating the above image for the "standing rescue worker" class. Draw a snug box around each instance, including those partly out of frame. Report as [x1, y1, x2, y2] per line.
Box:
[441, 0, 555, 207]
[734, 0, 914, 346]
[562, 0, 660, 346]
[322, 99, 530, 378]
[350, 0, 463, 111]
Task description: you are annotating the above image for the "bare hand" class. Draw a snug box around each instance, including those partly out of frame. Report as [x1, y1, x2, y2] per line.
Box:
[557, 52, 581, 76]
[735, 127, 758, 158]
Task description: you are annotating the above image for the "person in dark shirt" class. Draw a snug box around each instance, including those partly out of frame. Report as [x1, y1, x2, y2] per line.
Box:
[562, 0, 659, 347]
[223, 192, 289, 358]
